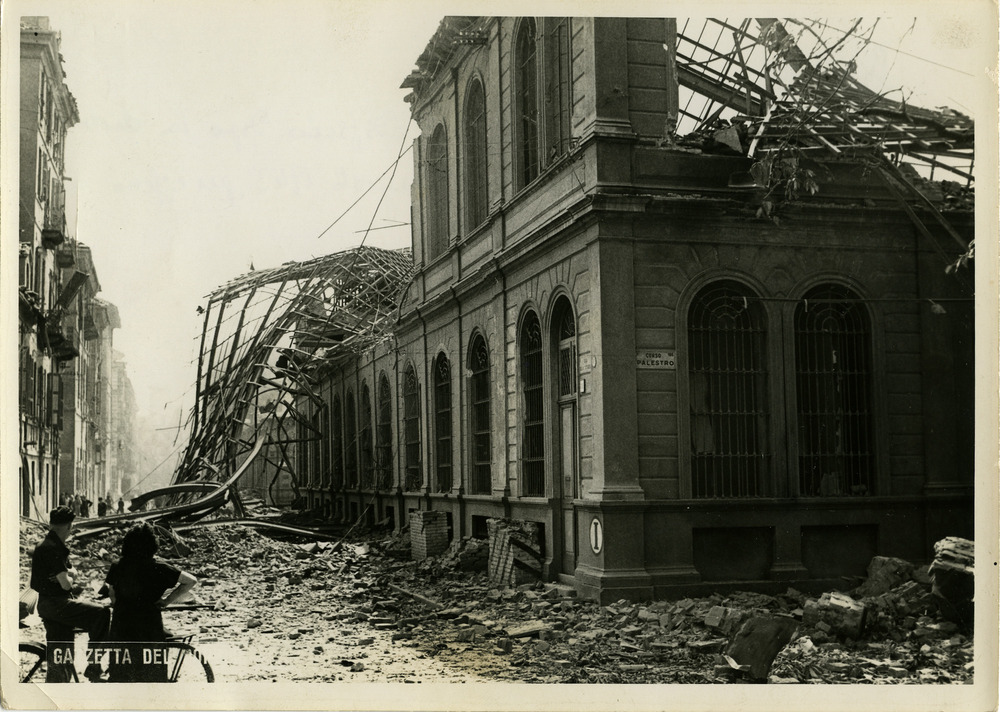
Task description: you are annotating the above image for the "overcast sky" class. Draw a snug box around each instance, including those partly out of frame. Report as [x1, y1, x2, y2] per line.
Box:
[4, 2, 994, 463]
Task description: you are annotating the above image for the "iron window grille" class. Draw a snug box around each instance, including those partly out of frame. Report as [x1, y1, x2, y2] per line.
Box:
[521, 312, 545, 497]
[688, 282, 769, 498]
[376, 375, 393, 490]
[434, 355, 453, 493]
[359, 383, 374, 490]
[469, 336, 492, 494]
[794, 285, 874, 496]
[403, 366, 422, 491]
[331, 396, 343, 489]
[345, 391, 358, 488]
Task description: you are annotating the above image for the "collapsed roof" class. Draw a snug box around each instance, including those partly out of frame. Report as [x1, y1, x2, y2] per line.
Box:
[169, 246, 412, 507]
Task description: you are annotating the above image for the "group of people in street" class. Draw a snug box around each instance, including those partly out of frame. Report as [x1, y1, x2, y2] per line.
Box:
[59, 492, 126, 519]
[28, 506, 198, 682]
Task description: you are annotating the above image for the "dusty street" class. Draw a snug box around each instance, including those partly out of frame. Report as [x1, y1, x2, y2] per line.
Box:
[19, 518, 974, 685]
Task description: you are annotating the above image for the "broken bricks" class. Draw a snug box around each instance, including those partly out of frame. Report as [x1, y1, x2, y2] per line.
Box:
[802, 592, 867, 639]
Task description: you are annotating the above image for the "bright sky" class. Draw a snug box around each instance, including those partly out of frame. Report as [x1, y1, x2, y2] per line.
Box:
[3, 1, 994, 460]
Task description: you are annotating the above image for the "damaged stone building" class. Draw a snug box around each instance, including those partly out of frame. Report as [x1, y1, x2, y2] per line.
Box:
[187, 17, 974, 602]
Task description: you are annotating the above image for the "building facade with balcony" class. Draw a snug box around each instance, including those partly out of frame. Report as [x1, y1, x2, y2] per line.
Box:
[296, 17, 974, 601]
[18, 17, 80, 517]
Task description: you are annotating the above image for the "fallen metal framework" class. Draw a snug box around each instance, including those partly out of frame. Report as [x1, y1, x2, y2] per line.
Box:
[169, 246, 413, 515]
[673, 18, 974, 185]
[111, 18, 973, 536]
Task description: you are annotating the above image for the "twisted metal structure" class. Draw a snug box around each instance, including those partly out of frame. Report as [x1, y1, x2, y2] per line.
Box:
[169, 246, 412, 508]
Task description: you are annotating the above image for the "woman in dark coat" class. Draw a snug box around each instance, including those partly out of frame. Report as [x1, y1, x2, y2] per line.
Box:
[105, 524, 197, 682]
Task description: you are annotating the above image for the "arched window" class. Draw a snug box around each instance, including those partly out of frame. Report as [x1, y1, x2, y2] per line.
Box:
[359, 382, 373, 489]
[403, 365, 422, 491]
[468, 335, 491, 494]
[795, 284, 874, 496]
[331, 395, 343, 489]
[345, 390, 358, 488]
[464, 79, 489, 231]
[433, 354, 453, 492]
[320, 405, 330, 488]
[520, 311, 545, 496]
[552, 297, 577, 496]
[543, 18, 572, 161]
[688, 281, 769, 498]
[514, 19, 539, 189]
[376, 374, 393, 490]
[426, 124, 449, 260]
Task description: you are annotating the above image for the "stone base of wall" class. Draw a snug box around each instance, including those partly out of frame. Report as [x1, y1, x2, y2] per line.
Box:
[410, 510, 450, 561]
[487, 518, 543, 586]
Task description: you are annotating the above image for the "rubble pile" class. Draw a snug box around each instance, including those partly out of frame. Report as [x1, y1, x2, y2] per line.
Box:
[18, 518, 975, 684]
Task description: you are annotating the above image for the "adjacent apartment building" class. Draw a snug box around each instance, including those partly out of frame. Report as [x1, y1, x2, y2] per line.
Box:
[19, 17, 136, 517]
[274, 17, 975, 601]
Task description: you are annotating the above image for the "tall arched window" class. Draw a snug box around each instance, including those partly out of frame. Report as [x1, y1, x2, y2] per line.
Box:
[426, 124, 449, 260]
[469, 335, 491, 494]
[433, 354, 453, 492]
[376, 374, 393, 490]
[345, 390, 358, 489]
[688, 281, 769, 498]
[359, 382, 373, 489]
[514, 19, 539, 189]
[464, 79, 489, 231]
[403, 365, 422, 491]
[552, 297, 577, 496]
[320, 405, 331, 488]
[520, 311, 545, 496]
[543, 18, 572, 161]
[332, 395, 343, 489]
[795, 284, 874, 496]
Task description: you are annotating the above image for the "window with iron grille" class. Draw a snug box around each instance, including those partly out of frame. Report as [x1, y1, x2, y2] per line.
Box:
[426, 124, 449, 260]
[321, 406, 330, 487]
[345, 390, 358, 488]
[376, 374, 393, 490]
[544, 18, 572, 162]
[360, 383, 374, 489]
[469, 335, 491, 494]
[688, 282, 769, 498]
[331, 396, 343, 489]
[403, 366, 422, 491]
[555, 299, 576, 398]
[434, 354, 453, 492]
[795, 285, 874, 496]
[464, 79, 488, 231]
[520, 311, 545, 496]
[514, 18, 539, 189]
[310, 410, 322, 487]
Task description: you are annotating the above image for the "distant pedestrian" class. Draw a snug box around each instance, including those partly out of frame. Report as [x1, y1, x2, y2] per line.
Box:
[81, 497, 91, 518]
[117, 497, 125, 515]
[71, 495, 81, 516]
[97, 498, 108, 518]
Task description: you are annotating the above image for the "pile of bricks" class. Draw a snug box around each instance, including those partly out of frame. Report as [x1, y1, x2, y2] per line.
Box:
[409, 510, 450, 561]
[487, 518, 543, 586]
